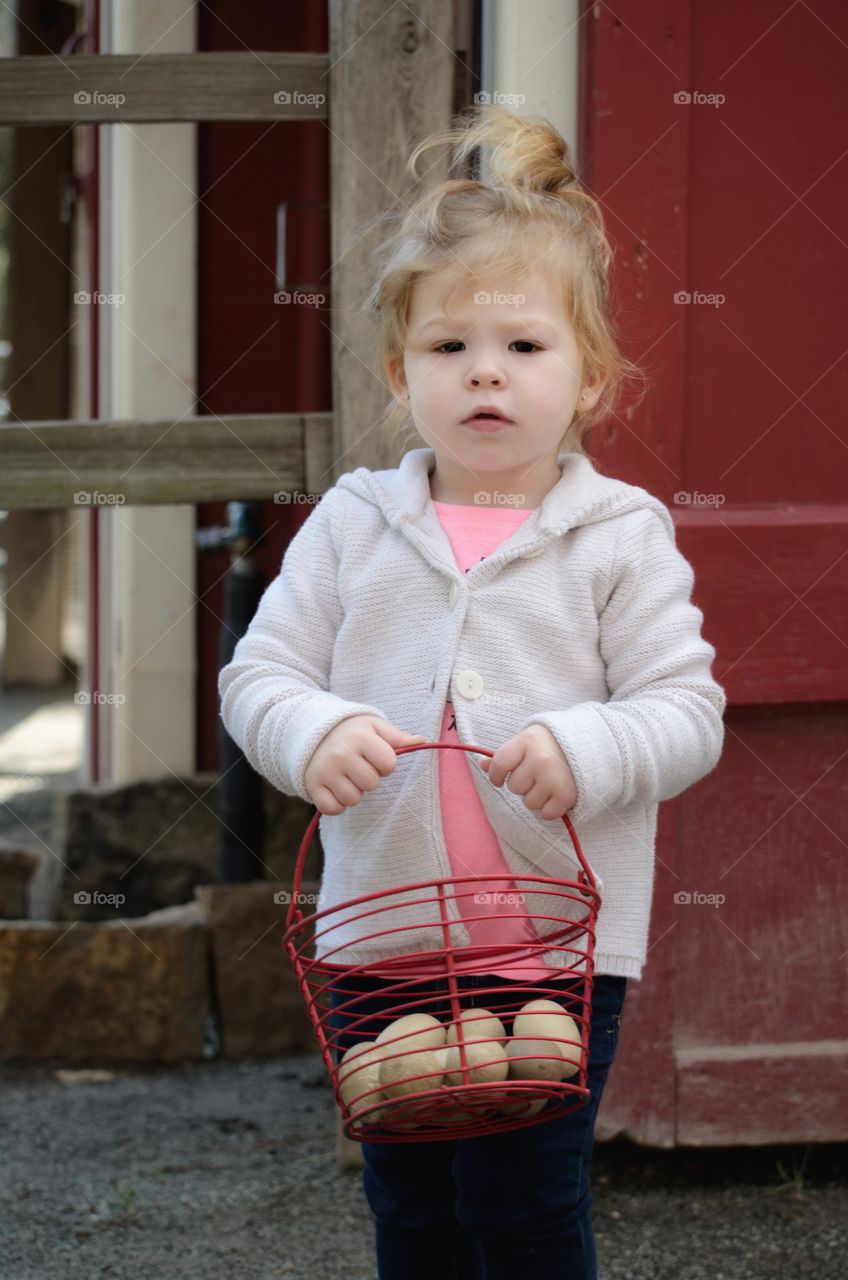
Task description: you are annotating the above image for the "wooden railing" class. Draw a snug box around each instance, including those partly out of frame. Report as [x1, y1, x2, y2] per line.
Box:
[0, 413, 335, 508]
[0, 52, 329, 125]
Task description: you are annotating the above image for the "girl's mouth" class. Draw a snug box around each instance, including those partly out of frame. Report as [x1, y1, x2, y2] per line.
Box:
[462, 414, 514, 433]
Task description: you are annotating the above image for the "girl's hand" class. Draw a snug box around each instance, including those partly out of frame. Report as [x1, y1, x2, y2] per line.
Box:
[481, 724, 578, 820]
[304, 715, 427, 815]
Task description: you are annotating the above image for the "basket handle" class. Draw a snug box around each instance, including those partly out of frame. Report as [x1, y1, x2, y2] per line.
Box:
[285, 740, 597, 931]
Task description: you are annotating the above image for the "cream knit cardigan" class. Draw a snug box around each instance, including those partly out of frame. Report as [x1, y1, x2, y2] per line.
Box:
[218, 448, 726, 980]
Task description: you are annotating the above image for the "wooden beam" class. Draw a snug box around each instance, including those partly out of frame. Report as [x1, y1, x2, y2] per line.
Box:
[0, 52, 329, 125]
[0, 414, 332, 508]
[328, 0, 456, 478]
[327, 0, 459, 1175]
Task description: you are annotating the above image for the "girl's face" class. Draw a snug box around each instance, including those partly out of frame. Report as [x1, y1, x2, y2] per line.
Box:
[387, 265, 604, 506]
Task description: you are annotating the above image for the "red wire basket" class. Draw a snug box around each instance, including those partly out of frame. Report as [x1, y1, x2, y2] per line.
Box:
[283, 741, 601, 1143]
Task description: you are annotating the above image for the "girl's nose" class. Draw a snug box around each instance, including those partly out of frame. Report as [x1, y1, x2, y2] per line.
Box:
[465, 368, 504, 388]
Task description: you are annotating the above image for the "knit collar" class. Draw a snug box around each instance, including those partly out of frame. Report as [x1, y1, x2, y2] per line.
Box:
[337, 447, 674, 542]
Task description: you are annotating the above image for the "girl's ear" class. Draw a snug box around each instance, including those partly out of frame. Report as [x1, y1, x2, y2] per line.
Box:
[385, 355, 408, 403]
[579, 371, 608, 412]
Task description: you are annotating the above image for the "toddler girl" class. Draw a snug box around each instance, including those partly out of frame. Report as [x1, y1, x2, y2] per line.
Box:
[218, 105, 726, 1280]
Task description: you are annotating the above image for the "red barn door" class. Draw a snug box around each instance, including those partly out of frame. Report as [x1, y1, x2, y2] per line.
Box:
[581, 1, 848, 1145]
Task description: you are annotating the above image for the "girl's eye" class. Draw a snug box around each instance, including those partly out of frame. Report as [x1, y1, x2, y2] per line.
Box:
[432, 341, 542, 354]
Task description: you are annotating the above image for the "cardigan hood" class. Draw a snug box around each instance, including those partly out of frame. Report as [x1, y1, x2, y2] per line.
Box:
[335, 446, 676, 558]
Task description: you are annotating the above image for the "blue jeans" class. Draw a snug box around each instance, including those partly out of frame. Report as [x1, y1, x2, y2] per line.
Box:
[328, 970, 627, 1280]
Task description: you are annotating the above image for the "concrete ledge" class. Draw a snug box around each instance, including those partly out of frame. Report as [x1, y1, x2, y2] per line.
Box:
[0, 881, 327, 1066]
[0, 901, 209, 1064]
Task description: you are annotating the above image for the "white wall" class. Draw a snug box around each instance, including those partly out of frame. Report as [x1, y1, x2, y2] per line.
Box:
[482, 0, 581, 167]
[93, 0, 197, 784]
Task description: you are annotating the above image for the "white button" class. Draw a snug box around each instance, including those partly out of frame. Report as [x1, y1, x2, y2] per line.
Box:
[455, 669, 484, 699]
[448, 581, 459, 608]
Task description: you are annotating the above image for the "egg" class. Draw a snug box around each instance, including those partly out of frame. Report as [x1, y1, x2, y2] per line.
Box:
[511, 999, 582, 1076]
[430, 1105, 483, 1126]
[337, 1041, 388, 1122]
[445, 1036, 510, 1086]
[445, 1008, 507, 1047]
[497, 1095, 548, 1118]
[379, 1098, 424, 1129]
[374, 1014, 448, 1100]
[506, 1037, 576, 1081]
[375, 1012, 447, 1052]
[379, 1044, 450, 1099]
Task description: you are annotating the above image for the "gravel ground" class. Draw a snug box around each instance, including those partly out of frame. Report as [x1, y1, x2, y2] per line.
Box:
[1, 1052, 845, 1279]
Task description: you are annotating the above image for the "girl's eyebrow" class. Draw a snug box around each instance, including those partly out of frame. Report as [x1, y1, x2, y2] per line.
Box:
[416, 317, 559, 339]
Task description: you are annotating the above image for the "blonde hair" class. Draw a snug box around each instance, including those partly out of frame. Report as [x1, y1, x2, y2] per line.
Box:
[361, 104, 648, 458]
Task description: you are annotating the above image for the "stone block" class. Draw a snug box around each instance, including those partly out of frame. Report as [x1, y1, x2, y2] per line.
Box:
[194, 879, 323, 1058]
[0, 840, 40, 917]
[52, 772, 320, 921]
[0, 901, 208, 1063]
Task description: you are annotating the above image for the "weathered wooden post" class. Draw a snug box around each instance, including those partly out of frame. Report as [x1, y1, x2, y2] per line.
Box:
[328, 0, 455, 1169]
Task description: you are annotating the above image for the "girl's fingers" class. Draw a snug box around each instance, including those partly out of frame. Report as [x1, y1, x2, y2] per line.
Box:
[521, 782, 550, 810]
[539, 797, 563, 820]
[313, 785, 344, 816]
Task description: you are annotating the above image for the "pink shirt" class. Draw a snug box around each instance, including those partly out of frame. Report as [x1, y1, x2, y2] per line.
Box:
[368, 499, 559, 982]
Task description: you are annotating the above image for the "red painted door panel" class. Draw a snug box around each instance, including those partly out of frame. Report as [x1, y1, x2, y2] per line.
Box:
[196, 2, 331, 772]
[579, 1, 848, 1145]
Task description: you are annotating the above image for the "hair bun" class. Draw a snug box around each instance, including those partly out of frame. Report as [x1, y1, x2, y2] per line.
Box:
[410, 103, 579, 198]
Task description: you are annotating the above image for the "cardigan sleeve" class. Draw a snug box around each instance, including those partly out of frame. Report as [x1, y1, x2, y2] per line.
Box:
[522, 508, 726, 828]
[217, 487, 387, 803]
